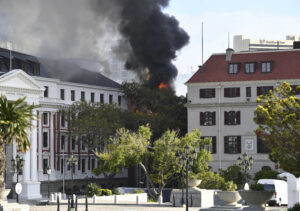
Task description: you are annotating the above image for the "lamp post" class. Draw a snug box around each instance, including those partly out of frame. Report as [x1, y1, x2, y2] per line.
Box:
[67, 153, 78, 208]
[176, 144, 197, 211]
[236, 153, 254, 188]
[46, 166, 51, 199]
[11, 155, 25, 203]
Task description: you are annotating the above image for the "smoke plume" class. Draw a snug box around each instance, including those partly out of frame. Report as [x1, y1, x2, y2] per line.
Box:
[0, 0, 189, 88]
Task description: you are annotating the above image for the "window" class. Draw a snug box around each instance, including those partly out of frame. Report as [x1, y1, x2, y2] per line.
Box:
[60, 89, 65, 100]
[82, 143, 85, 151]
[262, 62, 272, 73]
[91, 159, 95, 170]
[200, 88, 216, 98]
[291, 85, 300, 95]
[246, 87, 251, 97]
[118, 96, 122, 106]
[82, 159, 86, 173]
[257, 86, 273, 96]
[61, 135, 65, 151]
[100, 94, 104, 103]
[43, 159, 48, 174]
[224, 87, 240, 97]
[43, 132, 48, 148]
[91, 92, 94, 103]
[43, 113, 48, 125]
[44, 86, 48, 97]
[245, 63, 255, 74]
[71, 90, 75, 101]
[203, 136, 217, 154]
[109, 94, 113, 104]
[72, 138, 76, 151]
[81, 91, 85, 101]
[61, 113, 65, 127]
[224, 136, 241, 154]
[200, 111, 216, 126]
[224, 111, 240, 125]
[257, 137, 271, 154]
[228, 63, 239, 74]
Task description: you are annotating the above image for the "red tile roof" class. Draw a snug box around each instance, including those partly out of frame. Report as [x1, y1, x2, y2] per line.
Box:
[186, 50, 300, 84]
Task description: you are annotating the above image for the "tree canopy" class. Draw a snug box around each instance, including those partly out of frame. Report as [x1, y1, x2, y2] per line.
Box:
[254, 82, 300, 177]
[93, 125, 211, 199]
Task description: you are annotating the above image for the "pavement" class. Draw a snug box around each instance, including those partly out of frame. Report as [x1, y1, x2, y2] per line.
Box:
[28, 203, 288, 211]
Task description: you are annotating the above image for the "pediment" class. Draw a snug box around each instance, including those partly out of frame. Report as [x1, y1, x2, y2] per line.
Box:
[0, 69, 44, 92]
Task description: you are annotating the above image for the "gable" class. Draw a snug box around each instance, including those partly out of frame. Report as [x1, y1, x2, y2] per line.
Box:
[0, 69, 44, 92]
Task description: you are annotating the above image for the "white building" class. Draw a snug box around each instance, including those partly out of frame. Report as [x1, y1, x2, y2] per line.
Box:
[0, 47, 128, 200]
[185, 49, 300, 174]
[233, 35, 300, 52]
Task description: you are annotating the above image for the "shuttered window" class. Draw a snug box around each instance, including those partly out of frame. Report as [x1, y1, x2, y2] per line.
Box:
[224, 87, 240, 97]
[257, 86, 273, 96]
[224, 111, 240, 125]
[200, 88, 216, 98]
[224, 136, 241, 154]
[203, 136, 217, 154]
[257, 137, 271, 154]
[200, 111, 216, 126]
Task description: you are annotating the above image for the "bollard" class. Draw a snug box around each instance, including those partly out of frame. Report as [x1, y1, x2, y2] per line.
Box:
[93, 195, 96, 204]
[173, 194, 175, 207]
[136, 195, 139, 205]
[54, 193, 58, 202]
[85, 195, 88, 211]
[58, 192, 62, 201]
[67, 197, 70, 211]
[51, 193, 54, 202]
[75, 196, 78, 211]
[114, 195, 118, 204]
[57, 196, 60, 211]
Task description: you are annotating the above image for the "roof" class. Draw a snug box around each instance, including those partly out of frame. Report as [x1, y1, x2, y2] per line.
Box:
[186, 49, 300, 84]
[0, 48, 121, 89]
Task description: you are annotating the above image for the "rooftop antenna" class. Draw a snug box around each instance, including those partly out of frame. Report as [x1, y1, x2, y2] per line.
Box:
[202, 22, 204, 66]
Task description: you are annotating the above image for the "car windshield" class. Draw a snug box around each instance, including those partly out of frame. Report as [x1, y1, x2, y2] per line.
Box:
[262, 184, 275, 190]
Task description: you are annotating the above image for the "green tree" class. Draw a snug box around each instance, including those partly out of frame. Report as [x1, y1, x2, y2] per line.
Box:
[219, 165, 246, 189]
[254, 169, 280, 181]
[66, 101, 124, 153]
[254, 82, 300, 177]
[0, 94, 36, 193]
[93, 125, 211, 199]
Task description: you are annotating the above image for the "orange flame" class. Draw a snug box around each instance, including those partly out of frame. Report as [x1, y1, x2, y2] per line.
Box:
[158, 82, 168, 89]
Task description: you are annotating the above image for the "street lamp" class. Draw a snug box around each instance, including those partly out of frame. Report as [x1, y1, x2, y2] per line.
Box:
[67, 153, 78, 208]
[11, 155, 25, 203]
[46, 166, 51, 199]
[236, 153, 254, 188]
[176, 144, 197, 211]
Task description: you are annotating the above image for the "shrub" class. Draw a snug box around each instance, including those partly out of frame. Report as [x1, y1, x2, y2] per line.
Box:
[219, 165, 248, 189]
[254, 169, 280, 181]
[101, 189, 112, 196]
[113, 188, 121, 195]
[134, 189, 145, 194]
[197, 171, 236, 191]
[250, 184, 264, 191]
[288, 203, 300, 211]
[86, 183, 101, 197]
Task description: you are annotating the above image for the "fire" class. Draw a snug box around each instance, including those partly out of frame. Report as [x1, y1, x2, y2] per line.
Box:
[158, 81, 168, 89]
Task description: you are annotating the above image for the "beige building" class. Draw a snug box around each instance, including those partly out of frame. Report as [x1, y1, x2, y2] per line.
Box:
[185, 49, 300, 174]
[233, 35, 300, 52]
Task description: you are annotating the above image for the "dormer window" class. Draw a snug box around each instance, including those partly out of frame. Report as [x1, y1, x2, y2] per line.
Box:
[245, 63, 255, 74]
[261, 62, 272, 73]
[228, 63, 239, 74]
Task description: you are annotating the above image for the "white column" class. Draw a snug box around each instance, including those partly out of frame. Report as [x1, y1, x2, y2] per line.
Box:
[22, 135, 31, 182]
[30, 109, 38, 182]
[38, 111, 43, 172]
[50, 112, 55, 171]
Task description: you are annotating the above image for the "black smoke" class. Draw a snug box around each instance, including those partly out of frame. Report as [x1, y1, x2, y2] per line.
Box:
[0, 0, 189, 89]
[116, 0, 189, 88]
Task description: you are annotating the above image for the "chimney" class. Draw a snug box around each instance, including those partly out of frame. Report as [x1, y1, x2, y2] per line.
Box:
[225, 48, 234, 61]
[293, 41, 300, 49]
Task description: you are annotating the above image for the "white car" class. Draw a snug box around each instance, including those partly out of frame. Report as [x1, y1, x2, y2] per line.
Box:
[257, 179, 288, 206]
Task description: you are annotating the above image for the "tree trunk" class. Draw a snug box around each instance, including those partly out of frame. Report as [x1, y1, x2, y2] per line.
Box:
[0, 142, 6, 194]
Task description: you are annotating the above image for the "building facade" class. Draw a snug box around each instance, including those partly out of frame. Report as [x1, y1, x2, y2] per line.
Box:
[186, 49, 300, 174]
[0, 48, 127, 200]
[233, 35, 300, 52]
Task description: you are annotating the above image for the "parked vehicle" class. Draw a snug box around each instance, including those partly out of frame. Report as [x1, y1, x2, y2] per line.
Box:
[257, 179, 288, 206]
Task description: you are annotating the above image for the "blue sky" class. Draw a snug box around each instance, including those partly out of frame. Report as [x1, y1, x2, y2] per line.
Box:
[165, 0, 300, 95]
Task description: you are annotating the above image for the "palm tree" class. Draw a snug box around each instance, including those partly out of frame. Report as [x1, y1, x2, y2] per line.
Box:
[0, 94, 37, 194]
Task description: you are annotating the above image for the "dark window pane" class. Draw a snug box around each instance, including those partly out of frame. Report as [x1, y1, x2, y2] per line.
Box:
[200, 88, 216, 98]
